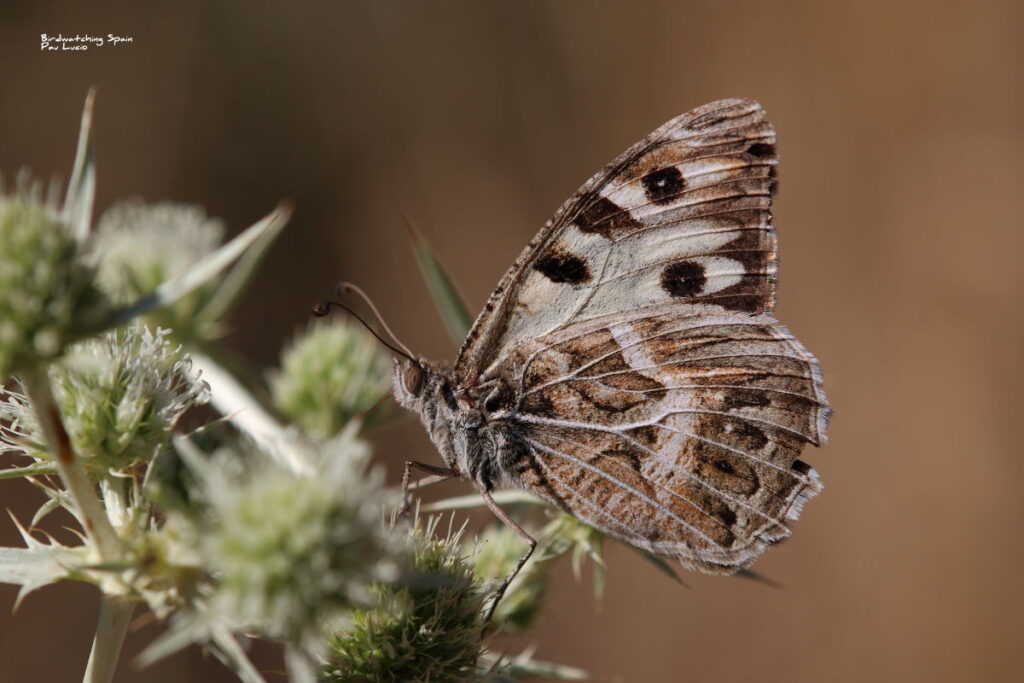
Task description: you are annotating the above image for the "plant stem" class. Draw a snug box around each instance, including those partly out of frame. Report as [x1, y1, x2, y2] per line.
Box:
[20, 367, 121, 560]
[284, 644, 317, 683]
[82, 597, 134, 683]
[21, 368, 131, 681]
[0, 461, 58, 479]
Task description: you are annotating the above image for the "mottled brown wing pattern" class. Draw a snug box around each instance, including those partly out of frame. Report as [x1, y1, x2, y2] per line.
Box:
[457, 98, 779, 381]
[483, 306, 829, 572]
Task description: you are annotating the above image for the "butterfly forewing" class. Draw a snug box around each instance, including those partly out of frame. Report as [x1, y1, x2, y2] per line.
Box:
[457, 99, 780, 380]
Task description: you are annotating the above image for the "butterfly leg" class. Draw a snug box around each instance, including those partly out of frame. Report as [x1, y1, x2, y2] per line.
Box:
[479, 488, 537, 634]
[399, 460, 458, 517]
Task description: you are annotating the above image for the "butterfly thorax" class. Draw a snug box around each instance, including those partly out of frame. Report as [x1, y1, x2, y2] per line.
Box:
[393, 358, 517, 491]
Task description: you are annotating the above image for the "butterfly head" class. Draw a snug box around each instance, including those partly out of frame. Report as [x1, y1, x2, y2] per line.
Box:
[392, 357, 427, 408]
[392, 357, 479, 473]
[392, 357, 464, 411]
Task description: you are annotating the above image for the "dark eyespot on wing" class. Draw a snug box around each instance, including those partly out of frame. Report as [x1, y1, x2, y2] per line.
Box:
[533, 250, 591, 284]
[575, 196, 641, 238]
[661, 260, 706, 298]
[641, 166, 686, 205]
[713, 459, 735, 474]
[746, 142, 775, 158]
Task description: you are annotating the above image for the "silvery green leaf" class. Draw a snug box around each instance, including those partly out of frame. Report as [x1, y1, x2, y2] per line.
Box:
[735, 567, 782, 588]
[481, 650, 591, 681]
[632, 546, 686, 586]
[141, 616, 266, 683]
[25, 476, 84, 529]
[27, 475, 76, 511]
[64, 89, 96, 241]
[187, 352, 316, 475]
[0, 546, 74, 608]
[423, 489, 545, 512]
[0, 516, 82, 609]
[0, 462, 57, 480]
[136, 612, 212, 669]
[107, 202, 291, 328]
[407, 219, 473, 346]
[30, 498, 61, 527]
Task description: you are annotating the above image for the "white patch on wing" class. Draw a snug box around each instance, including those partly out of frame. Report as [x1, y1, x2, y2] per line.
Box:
[573, 255, 745, 319]
[553, 227, 612, 271]
[504, 225, 750, 347]
[504, 227, 615, 341]
[510, 270, 586, 340]
[601, 157, 753, 220]
[601, 178, 647, 214]
[681, 256, 746, 294]
[609, 227, 741, 273]
[607, 320, 652, 379]
[473, 99, 779, 370]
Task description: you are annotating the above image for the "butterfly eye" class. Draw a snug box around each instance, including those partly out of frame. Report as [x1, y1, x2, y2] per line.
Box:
[402, 363, 424, 396]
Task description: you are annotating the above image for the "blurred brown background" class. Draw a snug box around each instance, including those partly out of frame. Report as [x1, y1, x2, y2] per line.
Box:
[2, 1, 1023, 681]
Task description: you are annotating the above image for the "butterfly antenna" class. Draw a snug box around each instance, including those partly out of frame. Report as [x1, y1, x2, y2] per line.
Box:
[333, 281, 418, 360]
[312, 300, 417, 364]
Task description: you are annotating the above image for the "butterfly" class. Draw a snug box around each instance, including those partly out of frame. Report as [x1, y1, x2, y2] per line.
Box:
[385, 98, 830, 617]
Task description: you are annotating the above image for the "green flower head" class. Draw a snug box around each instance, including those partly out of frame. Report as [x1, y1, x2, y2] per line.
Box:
[324, 518, 485, 683]
[93, 200, 225, 342]
[198, 434, 402, 643]
[0, 324, 209, 474]
[271, 320, 392, 438]
[0, 182, 110, 380]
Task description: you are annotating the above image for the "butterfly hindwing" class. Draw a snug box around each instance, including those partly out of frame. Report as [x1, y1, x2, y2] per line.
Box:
[484, 306, 828, 571]
[457, 98, 779, 381]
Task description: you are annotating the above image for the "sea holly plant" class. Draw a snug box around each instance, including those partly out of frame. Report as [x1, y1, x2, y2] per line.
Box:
[0, 92, 592, 683]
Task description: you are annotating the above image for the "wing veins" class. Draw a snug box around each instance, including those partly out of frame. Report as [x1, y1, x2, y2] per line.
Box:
[519, 412, 812, 484]
[517, 317, 786, 399]
[560, 111, 773, 232]
[525, 448, 655, 541]
[588, 381, 827, 406]
[601, 158, 774, 198]
[566, 352, 812, 383]
[592, 184, 772, 233]
[523, 435, 722, 545]
[519, 413, 807, 522]
[526, 345, 798, 398]
[616, 208, 771, 242]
